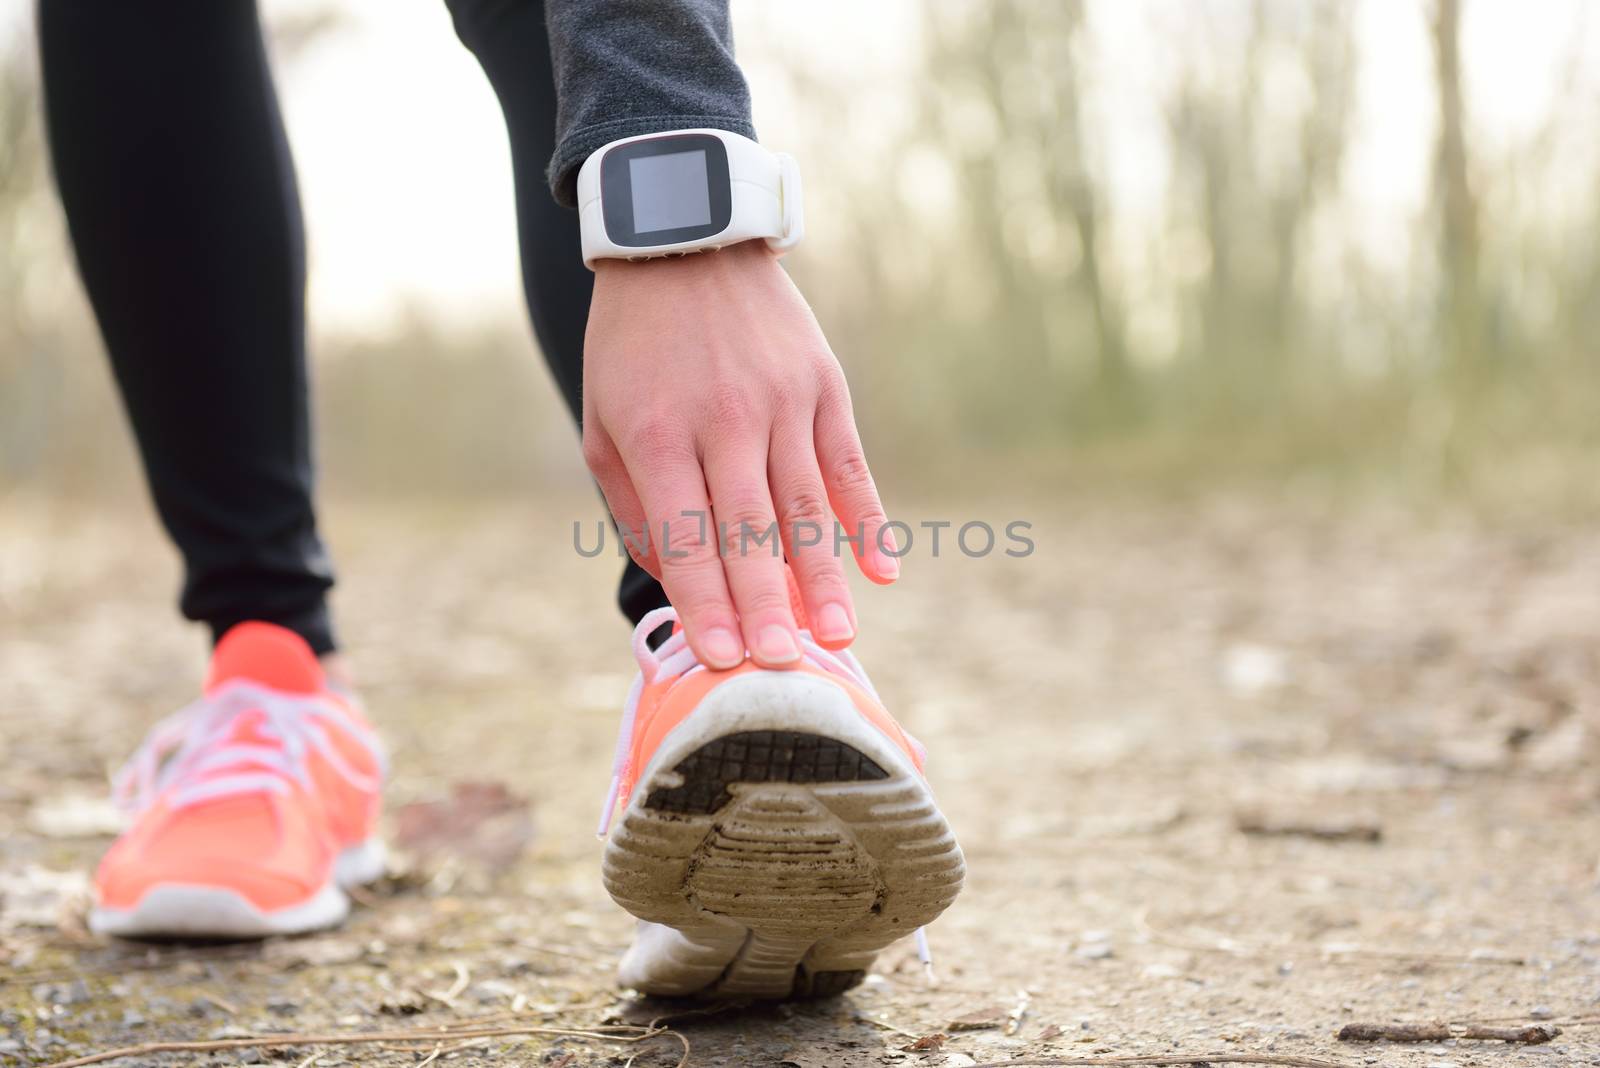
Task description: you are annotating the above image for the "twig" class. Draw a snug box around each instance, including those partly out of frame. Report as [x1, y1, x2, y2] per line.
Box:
[517, 939, 616, 967]
[1454, 1011, 1599, 1027]
[196, 992, 238, 1016]
[1338, 1021, 1560, 1044]
[345, 882, 382, 908]
[409, 1038, 487, 1066]
[422, 961, 472, 1007]
[1235, 812, 1381, 843]
[856, 1012, 921, 1040]
[424, 998, 618, 1029]
[645, 1000, 746, 1030]
[1005, 989, 1032, 1036]
[40, 1022, 688, 1068]
[964, 1056, 1350, 1068]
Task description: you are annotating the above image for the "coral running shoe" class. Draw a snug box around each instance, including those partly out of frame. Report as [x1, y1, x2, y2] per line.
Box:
[90, 622, 386, 939]
[596, 600, 964, 999]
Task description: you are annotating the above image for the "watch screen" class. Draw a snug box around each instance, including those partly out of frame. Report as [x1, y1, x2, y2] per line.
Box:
[629, 150, 712, 233]
[600, 132, 733, 248]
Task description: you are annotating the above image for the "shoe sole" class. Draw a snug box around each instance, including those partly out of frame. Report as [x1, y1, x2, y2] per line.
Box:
[603, 671, 964, 999]
[88, 837, 386, 940]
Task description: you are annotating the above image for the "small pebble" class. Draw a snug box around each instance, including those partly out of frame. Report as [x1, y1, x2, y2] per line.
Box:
[32, 981, 90, 1006]
[266, 998, 300, 1017]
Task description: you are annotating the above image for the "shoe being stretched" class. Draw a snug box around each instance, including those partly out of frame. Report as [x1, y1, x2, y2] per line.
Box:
[596, 601, 964, 999]
[90, 622, 386, 939]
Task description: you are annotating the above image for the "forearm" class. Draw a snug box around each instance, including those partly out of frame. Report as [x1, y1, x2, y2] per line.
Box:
[542, 0, 756, 207]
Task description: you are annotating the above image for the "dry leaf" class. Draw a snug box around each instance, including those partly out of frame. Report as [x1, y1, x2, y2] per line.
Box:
[377, 989, 428, 1015]
[946, 1005, 1007, 1031]
[395, 781, 535, 867]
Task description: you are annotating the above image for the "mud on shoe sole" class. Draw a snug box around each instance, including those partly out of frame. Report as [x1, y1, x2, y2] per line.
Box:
[602, 671, 965, 1000]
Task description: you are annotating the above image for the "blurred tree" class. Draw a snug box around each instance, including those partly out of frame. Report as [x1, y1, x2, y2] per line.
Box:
[6, 0, 1600, 501]
[1166, 1, 1353, 402]
[909, 0, 1126, 437]
[1430, 0, 1484, 373]
[0, 42, 41, 302]
[0, 37, 64, 484]
[1048, 1, 1131, 400]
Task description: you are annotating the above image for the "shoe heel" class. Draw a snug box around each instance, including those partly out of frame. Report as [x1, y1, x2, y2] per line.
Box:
[604, 671, 963, 999]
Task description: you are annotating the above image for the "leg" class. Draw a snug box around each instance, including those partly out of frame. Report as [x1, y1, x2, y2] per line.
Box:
[445, 0, 669, 627]
[39, 0, 337, 653]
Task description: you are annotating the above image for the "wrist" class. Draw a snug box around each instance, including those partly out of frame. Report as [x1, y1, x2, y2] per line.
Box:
[593, 238, 777, 283]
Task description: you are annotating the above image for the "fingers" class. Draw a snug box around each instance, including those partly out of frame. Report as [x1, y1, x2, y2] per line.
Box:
[814, 382, 898, 585]
[770, 419, 856, 649]
[702, 438, 804, 668]
[582, 428, 657, 576]
[622, 436, 745, 670]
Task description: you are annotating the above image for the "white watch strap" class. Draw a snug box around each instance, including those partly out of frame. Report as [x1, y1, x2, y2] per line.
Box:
[576, 128, 803, 268]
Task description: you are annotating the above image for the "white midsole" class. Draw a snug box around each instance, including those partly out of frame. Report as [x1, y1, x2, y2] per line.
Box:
[333, 835, 387, 887]
[89, 836, 385, 939]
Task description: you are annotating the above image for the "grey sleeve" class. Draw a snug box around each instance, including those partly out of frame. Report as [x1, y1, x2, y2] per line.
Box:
[544, 0, 756, 208]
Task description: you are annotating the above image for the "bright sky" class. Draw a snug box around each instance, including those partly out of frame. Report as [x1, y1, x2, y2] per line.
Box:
[3, 0, 1595, 334]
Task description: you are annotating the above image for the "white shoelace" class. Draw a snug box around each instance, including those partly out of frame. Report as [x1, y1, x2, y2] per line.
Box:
[113, 679, 386, 815]
[596, 606, 936, 971]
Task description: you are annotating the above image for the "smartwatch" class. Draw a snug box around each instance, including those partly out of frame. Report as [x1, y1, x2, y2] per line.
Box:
[576, 128, 803, 269]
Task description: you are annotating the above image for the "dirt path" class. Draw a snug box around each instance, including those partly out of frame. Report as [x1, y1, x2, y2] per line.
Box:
[3, 495, 1598, 1067]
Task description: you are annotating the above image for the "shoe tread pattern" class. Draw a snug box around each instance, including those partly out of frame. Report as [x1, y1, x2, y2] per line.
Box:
[644, 730, 889, 816]
[608, 728, 960, 1001]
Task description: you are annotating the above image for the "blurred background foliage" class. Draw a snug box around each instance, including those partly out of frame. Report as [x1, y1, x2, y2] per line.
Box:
[2, 0, 1598, 510]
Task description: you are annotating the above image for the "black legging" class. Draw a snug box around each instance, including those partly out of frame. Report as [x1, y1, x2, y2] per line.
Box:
[38, 0, 668, 654]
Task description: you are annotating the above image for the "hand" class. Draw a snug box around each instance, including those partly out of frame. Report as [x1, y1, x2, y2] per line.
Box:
[582, 239, 898, 669]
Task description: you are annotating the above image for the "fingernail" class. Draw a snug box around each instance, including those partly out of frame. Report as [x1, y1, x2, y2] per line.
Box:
[702, 627, 744, 668]
[757, 624, 801, 664]
[814, 603, 855, 643]
[873, 529, 901, 580]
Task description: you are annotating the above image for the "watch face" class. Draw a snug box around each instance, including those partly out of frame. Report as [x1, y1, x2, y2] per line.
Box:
[600, 133, 733, 248]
